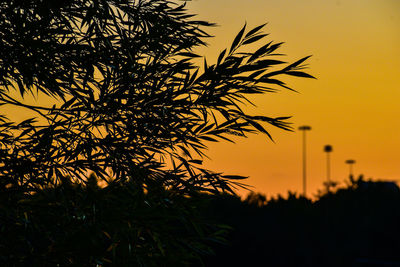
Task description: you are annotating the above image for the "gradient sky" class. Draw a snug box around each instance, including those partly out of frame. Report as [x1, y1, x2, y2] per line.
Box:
[186, 0, 400, 197]
[2, 0, 398, 198]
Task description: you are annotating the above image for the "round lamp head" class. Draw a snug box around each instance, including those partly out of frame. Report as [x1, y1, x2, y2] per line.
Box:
[324, 145, 333, 152]
[298, 125, 311, 131]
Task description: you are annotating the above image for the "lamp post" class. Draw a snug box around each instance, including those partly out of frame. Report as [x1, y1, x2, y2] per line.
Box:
[324, 145, 333, 192]
[298, 125, 311, 197]
[345, 159, 356, 177]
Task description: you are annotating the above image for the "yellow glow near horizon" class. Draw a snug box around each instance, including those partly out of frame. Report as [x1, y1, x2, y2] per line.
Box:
[186, 0, 400, 197]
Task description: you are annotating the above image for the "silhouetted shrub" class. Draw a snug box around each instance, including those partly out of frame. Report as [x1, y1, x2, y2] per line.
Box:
[0, 177, 225, 266]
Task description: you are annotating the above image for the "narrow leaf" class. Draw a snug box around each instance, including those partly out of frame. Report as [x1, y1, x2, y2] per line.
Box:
[282, 56, 312, 71]
[244, 23, 267, 39]
[230, 23, 246, 53]
[242, 34, 268, 45]
[285, 71, 316, 79]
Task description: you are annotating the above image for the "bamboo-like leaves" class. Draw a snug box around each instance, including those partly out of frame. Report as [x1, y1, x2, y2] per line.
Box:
[0, 2, 314, 195]
[230, 23, 246, 54]
[244, 23, 267, 39]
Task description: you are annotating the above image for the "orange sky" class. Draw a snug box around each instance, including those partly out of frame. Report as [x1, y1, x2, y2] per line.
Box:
[186, 0, 400, 198]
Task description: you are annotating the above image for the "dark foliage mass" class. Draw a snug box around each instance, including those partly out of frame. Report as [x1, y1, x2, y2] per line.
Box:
[0, 0, 315, 265]
[1, 174, 224, 266]
[201, 176, 400, 267]
[0, 0, 313, 193]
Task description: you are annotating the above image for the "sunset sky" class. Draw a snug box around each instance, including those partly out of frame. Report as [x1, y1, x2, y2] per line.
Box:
[186, 0, 400, 197]
[3, 0, 398, 199]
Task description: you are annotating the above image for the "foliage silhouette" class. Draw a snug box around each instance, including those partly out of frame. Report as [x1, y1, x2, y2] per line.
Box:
[1, 175, 225, 266]
[0, 0, 313, 193]
[200, 176, 400, 267]
[0, 0, 314, 265]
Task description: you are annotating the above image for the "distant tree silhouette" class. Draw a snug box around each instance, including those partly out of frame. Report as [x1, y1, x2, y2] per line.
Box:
[201, 177, 400, 267]
[244, 191, 267, 207]
[0, 0, 314, 265]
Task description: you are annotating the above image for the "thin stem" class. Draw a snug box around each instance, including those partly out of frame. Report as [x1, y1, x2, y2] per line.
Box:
[0, 94, 50, 119]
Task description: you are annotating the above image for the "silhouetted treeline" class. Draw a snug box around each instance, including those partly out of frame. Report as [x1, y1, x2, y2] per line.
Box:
[1, 174, 399, 266]
[200, 176, 400, 267]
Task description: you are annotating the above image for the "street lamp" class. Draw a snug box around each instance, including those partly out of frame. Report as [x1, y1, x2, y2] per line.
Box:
[324, 145, 333, 192]
[345, 159, 356, 177]
[298, 125, 311, 197]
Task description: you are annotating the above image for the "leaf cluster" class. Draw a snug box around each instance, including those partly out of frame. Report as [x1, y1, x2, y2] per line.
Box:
[0, 1, 313, 195]
[0, 0, 314, 264]
[0, 175, 225, 266]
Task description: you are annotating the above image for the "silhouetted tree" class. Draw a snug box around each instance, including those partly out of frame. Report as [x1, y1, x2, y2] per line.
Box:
[244, 191, 267, 207]
[0, 0, 314, 265]
[202, 177, 400, 267]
